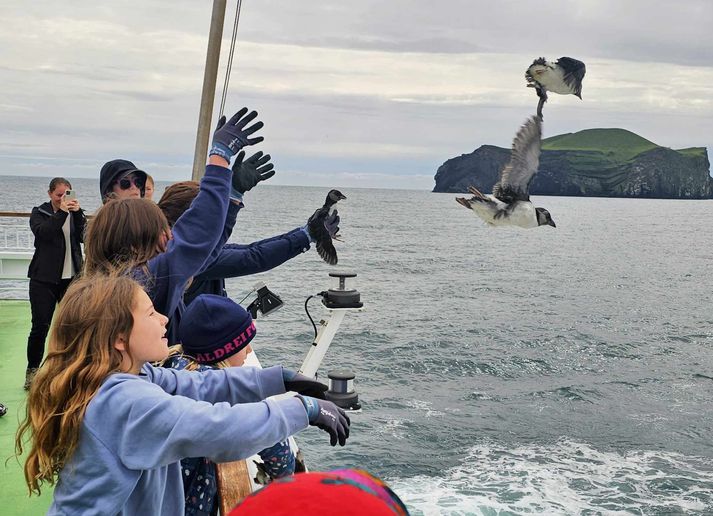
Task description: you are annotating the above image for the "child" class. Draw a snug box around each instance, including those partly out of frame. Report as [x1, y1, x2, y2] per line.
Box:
[165, 294, 322, 514]
[15, 275, 350, 515]
[83, 108, 268, 344]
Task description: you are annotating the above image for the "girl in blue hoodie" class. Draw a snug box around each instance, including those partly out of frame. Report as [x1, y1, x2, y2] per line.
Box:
[16, 274, 350, 515]
[83, 108, 267, 344]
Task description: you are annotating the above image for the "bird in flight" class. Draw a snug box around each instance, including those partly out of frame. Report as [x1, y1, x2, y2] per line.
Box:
[308, 189, 346, 265]
[456, 116, 556, 229]
[525, 57, 586, 119]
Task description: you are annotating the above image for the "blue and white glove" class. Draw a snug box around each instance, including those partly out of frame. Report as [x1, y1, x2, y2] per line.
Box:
[209, 107, 264, 162]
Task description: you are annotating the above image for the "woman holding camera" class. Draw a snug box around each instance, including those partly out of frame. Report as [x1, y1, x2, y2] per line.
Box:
[25, 177, 86, 390]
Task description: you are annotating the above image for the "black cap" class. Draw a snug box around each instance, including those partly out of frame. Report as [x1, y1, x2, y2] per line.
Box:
[99, 159, 147, 202]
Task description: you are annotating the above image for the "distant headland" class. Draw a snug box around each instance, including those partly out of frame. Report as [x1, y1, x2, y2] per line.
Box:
[433, 128, 712, 199]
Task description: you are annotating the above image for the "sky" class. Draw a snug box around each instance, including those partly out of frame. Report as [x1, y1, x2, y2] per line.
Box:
[1, 0, 712, 190]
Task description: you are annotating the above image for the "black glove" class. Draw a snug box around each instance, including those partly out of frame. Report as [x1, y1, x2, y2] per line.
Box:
[283, 369, 327, 399]
[231, 150, 276, 194]
[298, 395, 350, 447]
[209, 107, 264, 161]
[282, 367, 329, 400]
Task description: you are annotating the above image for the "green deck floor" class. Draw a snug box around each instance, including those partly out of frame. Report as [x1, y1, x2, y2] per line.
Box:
[0, 300, 53, 515]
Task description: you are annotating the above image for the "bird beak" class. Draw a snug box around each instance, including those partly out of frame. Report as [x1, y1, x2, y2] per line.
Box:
[339, 194, 347, 200]
[548, 220, 556, 228]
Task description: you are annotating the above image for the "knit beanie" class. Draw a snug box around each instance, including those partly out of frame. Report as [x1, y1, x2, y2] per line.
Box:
[178, 294, 256, 364]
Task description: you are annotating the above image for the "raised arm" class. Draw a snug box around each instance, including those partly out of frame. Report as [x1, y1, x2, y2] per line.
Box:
[29, 206, 67, 240]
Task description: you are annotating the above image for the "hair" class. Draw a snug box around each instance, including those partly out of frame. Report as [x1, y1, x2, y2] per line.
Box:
[145, 174, 154, 188]
[157, 181, 200, 227]
[48, 177, 71, 192]
[84, 198, 171, 275]
[163, 344, 230, 371]
[15, 275, 142, 495]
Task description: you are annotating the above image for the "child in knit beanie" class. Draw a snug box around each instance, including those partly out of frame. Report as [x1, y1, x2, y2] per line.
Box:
[164, 294, 305, 514]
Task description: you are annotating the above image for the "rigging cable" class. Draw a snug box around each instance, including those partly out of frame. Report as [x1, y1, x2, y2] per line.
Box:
[218, 0, 243, 118]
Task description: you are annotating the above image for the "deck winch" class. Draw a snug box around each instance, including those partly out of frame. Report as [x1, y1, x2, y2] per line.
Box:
[322, 271, 362, 309]
[325, 370, 361, 411]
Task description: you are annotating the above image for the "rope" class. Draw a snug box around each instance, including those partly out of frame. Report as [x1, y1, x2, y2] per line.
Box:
[218, 0, 243, 118]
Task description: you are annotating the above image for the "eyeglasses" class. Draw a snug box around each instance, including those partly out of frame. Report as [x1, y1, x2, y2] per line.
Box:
[116, 175, 145, 190]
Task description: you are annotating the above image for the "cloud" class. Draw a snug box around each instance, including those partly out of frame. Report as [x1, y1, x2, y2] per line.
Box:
[0, 1, 711, 189]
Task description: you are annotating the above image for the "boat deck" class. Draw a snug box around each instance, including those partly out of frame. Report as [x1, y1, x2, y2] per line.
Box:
[0, 300, 53, 515]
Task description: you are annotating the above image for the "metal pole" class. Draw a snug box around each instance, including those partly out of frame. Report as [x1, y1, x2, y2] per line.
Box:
[191, 0, 227, 181]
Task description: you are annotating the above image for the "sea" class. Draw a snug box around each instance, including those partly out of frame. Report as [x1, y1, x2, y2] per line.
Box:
[2, 175, 713, 515]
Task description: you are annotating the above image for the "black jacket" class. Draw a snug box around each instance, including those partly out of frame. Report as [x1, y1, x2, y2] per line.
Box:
[28, 202, 86, 283]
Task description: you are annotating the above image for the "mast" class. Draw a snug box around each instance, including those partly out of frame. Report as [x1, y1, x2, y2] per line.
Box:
[191, 0, 228, 181]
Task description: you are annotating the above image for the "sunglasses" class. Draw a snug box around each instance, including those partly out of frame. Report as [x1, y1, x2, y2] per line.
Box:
[116, 175, 145, 190]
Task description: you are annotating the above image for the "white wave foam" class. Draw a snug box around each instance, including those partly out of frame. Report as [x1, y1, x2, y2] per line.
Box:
[387, 440, 713, 515]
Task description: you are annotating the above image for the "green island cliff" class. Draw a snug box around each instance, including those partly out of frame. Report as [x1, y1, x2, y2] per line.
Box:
[433, 128, 712, 199]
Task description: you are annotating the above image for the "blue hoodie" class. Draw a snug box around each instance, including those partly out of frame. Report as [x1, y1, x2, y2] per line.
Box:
[48, 364, 309, 515]
[133, 164, 235, 343]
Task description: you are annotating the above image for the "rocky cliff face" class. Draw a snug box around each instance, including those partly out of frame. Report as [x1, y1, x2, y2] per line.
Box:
[433, 138, 713, 199]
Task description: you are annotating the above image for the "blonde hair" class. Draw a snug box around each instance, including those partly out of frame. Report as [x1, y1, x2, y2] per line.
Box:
[163, 344, 230, 371]
[15, 275, 142, 495]
[84, 198, 170, 275]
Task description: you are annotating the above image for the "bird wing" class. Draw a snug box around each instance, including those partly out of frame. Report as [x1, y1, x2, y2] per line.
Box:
[492, 116, 542, 204]
[308, 206, 339, 265]
[555, 57, 586, 97]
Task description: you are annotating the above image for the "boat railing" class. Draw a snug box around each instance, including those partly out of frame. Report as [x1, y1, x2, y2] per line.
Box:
[0, 224, 33, 251]
[0, 214, 33, 294]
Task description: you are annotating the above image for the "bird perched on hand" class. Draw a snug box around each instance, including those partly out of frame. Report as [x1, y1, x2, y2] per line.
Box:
[525, 57, 586, 119]
[307, 189, 346, 265]
[456, 116, 556, 229]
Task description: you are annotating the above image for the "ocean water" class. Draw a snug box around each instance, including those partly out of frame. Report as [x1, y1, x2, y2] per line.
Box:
[2, 175, 713, 515]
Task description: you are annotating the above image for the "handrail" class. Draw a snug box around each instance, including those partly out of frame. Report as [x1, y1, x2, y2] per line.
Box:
[0, 211, 31, 218]
[0, 211, 93, 219]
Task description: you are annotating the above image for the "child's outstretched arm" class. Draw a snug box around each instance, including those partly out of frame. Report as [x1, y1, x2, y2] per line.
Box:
[85, 374, 309, 470]
[145, 363, 287, 404]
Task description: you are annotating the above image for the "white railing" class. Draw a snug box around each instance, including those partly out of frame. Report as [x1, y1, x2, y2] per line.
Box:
[0, 224, 33, 292]
[0, 224, 33, 251]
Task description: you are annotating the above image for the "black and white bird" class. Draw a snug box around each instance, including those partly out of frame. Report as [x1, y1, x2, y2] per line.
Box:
[308, 189, 346, 265]
[456, 116, 556, 229]
[525, 57, 586, 119]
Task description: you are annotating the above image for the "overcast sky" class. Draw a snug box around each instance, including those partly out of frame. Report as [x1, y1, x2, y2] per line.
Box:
[1, 0, 712, 189]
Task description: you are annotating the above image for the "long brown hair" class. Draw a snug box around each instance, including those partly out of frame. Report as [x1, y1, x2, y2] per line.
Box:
[157, 181, 200, 227]
[84, 198, 170, 275]
[15, 275, 141, 495]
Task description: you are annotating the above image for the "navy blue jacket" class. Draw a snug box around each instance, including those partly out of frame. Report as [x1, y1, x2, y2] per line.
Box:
[184, 228, 311, 305]
[133, 165, 231, 344]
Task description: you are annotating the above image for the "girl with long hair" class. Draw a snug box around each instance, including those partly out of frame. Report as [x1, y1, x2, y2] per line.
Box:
[15, 275, 349, 515]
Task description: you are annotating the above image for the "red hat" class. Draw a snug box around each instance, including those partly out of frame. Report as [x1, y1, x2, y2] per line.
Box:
[229, 469, 409, 515]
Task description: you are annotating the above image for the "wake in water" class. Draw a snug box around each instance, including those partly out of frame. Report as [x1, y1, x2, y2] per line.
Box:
[389, 439, 713, 515]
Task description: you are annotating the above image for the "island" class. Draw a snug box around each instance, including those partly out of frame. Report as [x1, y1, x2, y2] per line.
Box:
[433, 128, 712, 199]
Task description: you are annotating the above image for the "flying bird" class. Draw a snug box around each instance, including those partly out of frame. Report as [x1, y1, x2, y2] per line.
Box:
[308, 189, 346, 265]
[456, 116, 556, 229]
[525, 57, 586, 119]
